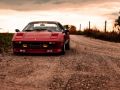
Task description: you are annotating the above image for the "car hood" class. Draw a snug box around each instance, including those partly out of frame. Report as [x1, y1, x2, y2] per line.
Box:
[12, 32, 64, 41]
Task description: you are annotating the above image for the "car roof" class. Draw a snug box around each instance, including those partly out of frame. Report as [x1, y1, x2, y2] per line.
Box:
[29, 21, 60, 24]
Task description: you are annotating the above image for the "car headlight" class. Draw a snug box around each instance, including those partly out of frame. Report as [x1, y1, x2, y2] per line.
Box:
[23, 44, 27, 48]
[43, 44, 48, 48]
[14, 41, 21, 44]
[49, 42, 56, 44]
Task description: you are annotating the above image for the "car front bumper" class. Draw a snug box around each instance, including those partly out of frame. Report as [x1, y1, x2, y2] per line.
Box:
[13, 48, 62, 54]
[12, 41, 64, 54]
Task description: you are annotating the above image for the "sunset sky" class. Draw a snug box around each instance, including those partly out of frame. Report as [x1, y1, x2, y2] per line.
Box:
[0, 0, 120, 32]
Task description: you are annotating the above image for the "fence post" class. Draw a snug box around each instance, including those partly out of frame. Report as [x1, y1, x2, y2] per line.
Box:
[105, 20, 107, 32]
[89, 21, 91, 30]
[79, 24, 81, 31]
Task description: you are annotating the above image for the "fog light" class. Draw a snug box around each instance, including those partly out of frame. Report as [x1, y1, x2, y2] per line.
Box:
[14, 41, 21, 44]
[23, 44, 27, 48]
[20, 49, 26, 52]
[43, 44, 48, 48]
[49, 42, 52, 44]
[18, 41, 22, 44]
[47, 50, 53, 53]
[57, 49, 62, 52]
[49, 42, 55, 44]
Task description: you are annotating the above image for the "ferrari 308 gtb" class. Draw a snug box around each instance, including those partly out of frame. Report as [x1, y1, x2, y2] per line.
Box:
[12, 21, 70, 55]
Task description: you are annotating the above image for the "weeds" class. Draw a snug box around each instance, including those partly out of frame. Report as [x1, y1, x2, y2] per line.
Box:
[0, 33, 13, 53]
[75, 29, 120, 43]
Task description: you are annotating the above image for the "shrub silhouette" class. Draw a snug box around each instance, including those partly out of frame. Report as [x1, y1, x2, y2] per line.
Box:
[64, 25, 77, 34]
[81, 28, 120, 42]
[114, 16, 120, 32]
[0, 33, 13, 53]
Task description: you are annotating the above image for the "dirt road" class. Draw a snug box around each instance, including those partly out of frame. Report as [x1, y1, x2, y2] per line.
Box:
[0, 35, 120, 90]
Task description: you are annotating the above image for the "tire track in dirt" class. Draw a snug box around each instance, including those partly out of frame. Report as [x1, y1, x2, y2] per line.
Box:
[48, 36, 111, 90]
[106, 59, 120, 75]
[70, 35, 120, 90]
[0, 55, 62, 90]
[71, 35, 120, 58]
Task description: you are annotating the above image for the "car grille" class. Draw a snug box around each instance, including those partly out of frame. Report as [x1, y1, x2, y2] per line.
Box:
[13, 41, 60, 49]
[30, 43, 42, 49]
[29, 44, 42, 48]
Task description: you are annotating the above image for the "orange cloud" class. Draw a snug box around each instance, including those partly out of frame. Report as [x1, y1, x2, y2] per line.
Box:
[0, 0, 119, 11]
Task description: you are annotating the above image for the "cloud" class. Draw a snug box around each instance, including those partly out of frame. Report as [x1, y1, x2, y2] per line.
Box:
[110, 12, 119, 16]
[0, 0, 119, 11]
[0, 0, 119, 21]
[104, 12, 120, 20]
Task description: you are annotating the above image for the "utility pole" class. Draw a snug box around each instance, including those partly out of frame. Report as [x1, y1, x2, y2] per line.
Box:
[105, 20, 107, 32]
[89, 21, 91, 30]
[79, 24, 81, 31]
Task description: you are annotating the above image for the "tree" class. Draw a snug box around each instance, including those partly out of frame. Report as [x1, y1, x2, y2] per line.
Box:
[69, 25, 77, 34]
[64, 25, 77, 34]
[64, 25, 69, 30]
[114, 12, 120, 32]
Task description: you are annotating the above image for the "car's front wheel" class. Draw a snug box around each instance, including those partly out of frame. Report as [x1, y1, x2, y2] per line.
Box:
[65, 41, 70, 50]
[60, 43, 65, 55]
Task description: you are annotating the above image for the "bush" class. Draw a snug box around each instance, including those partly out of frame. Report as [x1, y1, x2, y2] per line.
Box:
[0, 33, 13, 53]
[76, 31, 84, 35]
[82, 29, 120, 42]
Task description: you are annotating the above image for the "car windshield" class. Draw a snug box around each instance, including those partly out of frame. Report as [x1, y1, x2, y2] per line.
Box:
[23, 22, 62, 32]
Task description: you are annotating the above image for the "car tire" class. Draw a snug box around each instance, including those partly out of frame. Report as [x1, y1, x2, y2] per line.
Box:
[65, 41, 70, 50]
[61, 44, 65, 55]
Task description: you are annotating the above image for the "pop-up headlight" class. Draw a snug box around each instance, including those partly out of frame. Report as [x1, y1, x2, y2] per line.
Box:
[15, 33, 24, 39]
[51, 33, 58, 39]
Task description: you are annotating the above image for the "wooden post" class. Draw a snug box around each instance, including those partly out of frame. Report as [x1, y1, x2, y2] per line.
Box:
[89, 21, 90, 30]
[105, 20, 107, 32]
[79, 24, 81, 31]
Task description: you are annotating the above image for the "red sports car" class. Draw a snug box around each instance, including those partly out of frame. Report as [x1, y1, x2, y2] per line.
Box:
[12, 21, 70, 55]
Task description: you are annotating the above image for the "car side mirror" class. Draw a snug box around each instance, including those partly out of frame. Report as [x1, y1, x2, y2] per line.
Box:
[15, 29, 20, 32]
[65, 30, 69, 33]
[63, 30, 69, 34]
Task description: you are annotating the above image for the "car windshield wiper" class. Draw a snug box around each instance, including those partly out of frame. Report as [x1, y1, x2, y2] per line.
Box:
[35, 29, 46, 31]
[34, 29, 53, 32]
[24, 29, 53, 32]
[24, 30, 33, 32]
[47, 29, 52, 32]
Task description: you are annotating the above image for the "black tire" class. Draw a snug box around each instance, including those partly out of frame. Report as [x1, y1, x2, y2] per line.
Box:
[60, 44, 65, 55]
[65, 41, 70, 50]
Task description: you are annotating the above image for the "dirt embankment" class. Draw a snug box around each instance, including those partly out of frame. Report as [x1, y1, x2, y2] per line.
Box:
[0, 35, 120, 90]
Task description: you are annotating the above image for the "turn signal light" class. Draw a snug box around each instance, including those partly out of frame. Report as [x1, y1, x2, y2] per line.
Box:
[15, 33, 24, 39]
[43, 44, 48, 48]
[23, 44, 27, 48]
[51, 33, 58, 39]
[16, 33, 24, 36]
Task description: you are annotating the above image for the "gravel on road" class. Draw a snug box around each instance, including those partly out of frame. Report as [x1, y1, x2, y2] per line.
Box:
[0, 35, 120, 90]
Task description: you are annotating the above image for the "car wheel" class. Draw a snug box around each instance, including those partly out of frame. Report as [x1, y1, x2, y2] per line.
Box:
[61, 43, 65, 55]
[65, 41, 70, 50]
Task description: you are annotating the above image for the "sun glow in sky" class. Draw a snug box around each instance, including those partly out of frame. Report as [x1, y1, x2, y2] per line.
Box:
[0, 0, 119, 32]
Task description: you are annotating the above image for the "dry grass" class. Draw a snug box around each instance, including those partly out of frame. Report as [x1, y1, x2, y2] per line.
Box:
[0, 33, 13, 53]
